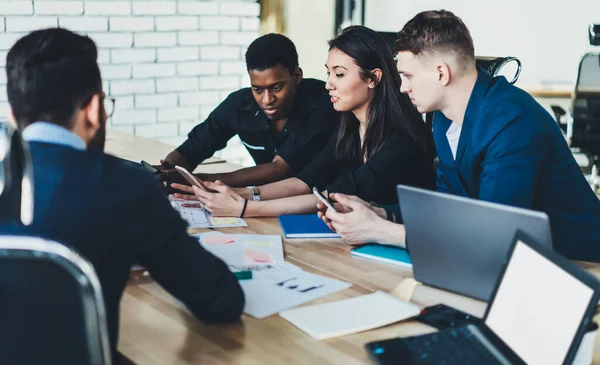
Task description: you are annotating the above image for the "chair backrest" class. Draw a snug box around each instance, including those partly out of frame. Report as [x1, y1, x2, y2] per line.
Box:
[0, 235, 112, 365]
[475, 56, 522, 85]
[0, 124, 34, 225]
[590, 23, 600, 46]
[570, 53, 600, 156]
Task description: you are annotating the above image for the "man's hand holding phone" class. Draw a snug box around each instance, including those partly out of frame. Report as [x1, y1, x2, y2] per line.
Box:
[314, 188, 345, 232]
[316, 193, 387, 244]
[174, 165, 215, 192]
[312, 187, 335, 210]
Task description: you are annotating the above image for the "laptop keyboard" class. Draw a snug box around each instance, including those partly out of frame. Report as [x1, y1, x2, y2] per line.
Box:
[403, 326, 504, 365]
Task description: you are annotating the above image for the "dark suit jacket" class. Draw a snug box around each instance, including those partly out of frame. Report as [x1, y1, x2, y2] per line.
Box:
[434, 69, 600, 262]
[0, 142, 244, 363]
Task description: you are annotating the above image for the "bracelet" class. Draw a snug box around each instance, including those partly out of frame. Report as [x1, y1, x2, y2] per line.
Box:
[239, 199, 248, 218]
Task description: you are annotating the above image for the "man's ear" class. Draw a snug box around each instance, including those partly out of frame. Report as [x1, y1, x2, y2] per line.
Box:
[84, 94, 102, 132]
[7, 105, 18, 129]
[293, 66, 303, 84]
[437, 63, 451, 86]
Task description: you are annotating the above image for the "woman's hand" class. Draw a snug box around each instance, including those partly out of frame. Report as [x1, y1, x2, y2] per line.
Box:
[174, 180, 246, 217]
[171, 183, 197, 202]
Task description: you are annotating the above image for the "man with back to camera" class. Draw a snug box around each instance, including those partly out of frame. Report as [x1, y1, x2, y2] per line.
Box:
[319, 10, 600, 262]
[157, 33, 339, 199]
[0, 28, 244, 363]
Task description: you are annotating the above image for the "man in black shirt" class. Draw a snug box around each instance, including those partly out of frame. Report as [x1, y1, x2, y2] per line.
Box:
[158, 33, 339, 191]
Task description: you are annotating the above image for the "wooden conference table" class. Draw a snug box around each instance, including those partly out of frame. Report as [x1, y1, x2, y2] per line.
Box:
[105, 129, 600, 365]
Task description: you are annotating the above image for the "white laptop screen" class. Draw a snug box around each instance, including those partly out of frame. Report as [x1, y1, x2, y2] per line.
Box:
[485, 239, 594, 365]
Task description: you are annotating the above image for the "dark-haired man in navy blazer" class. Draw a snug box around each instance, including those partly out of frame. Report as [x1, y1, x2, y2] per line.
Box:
[0, 28, 244, 364]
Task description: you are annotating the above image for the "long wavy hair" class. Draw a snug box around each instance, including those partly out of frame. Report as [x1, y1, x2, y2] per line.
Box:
[328, 26, 432, 167]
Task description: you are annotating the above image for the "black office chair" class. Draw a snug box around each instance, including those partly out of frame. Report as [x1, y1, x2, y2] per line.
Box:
[475, 56, 522, 84]
[0, 236, 113, 365]
[551, 24, 600, 192]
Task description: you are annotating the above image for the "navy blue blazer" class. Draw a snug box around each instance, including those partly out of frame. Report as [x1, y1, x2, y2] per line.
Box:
[0, 142, 244, 362]
[434, 70, 600, 262]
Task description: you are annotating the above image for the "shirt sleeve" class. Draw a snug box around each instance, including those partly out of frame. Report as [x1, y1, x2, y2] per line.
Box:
[175, 94, 238, 169]
[325, 133, 424, 205]
[276, 108, 339, 173]
[295, 131, 339, 190]
[121, 179, 244, 324]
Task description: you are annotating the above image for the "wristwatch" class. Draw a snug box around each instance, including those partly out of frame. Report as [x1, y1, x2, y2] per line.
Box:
[247, 186, 261, 201]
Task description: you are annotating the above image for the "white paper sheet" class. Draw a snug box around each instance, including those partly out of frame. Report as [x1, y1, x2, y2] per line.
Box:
[169, 197, 247, 228]
[280, 291, 421, 340]
[236, 262, 352, 319]
[194, 232, 285, 266]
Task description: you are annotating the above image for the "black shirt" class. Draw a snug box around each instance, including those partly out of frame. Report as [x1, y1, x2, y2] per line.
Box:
[176, 78, 339, 172]
[297, 129, 435, 205]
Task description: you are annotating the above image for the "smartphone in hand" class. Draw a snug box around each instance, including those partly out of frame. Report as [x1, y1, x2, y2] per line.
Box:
[174, 165, 214, 192]
[312, 187, 335, 210]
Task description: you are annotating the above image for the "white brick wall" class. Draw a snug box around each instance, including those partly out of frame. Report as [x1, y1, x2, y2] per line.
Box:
[59, 17, 108, 32]
[0, 0, 260, 166]
[0, 1, 33, 15]
[35, 1, 83, 16]
[109, 17, 154, 32]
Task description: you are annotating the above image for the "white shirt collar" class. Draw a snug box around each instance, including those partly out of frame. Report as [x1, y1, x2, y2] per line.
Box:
[22, 122, 86, 151]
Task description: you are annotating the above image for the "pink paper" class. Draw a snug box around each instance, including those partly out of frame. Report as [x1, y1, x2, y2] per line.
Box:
[245, 248, 274, 263]
[202, 235, 236, 245]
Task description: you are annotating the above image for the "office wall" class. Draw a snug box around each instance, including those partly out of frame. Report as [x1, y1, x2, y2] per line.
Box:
[0, 0, 260, 166]
[284, 0, 335, 81]
[363, 0, 600, 90]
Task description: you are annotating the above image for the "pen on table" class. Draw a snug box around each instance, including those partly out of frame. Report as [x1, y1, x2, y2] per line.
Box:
[234, 270, 253, 280]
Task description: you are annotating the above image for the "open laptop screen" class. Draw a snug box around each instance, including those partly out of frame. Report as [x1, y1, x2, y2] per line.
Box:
[484, 239, 594, 365]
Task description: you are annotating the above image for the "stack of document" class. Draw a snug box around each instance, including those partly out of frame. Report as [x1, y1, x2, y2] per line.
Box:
[194, 232, 352, 318]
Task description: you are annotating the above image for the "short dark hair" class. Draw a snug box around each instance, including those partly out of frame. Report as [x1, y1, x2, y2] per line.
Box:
[6, 28, 102, 130]
[245, 33, 299, 74]
[394, 10, 475, 64]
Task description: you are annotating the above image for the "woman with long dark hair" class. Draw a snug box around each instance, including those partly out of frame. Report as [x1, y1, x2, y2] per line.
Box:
[172, 25, 435, 217]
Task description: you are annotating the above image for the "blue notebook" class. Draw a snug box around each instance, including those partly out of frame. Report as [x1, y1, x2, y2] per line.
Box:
[278, 214, 341, 238]
[350, 244, 412, 268]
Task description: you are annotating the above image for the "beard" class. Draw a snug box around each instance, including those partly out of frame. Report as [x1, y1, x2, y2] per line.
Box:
[87, 106, 106, 151]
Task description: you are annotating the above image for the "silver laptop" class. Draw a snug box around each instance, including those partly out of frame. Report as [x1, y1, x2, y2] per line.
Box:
[366, 231, 599, 365]
[397, 185, 552, 301]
